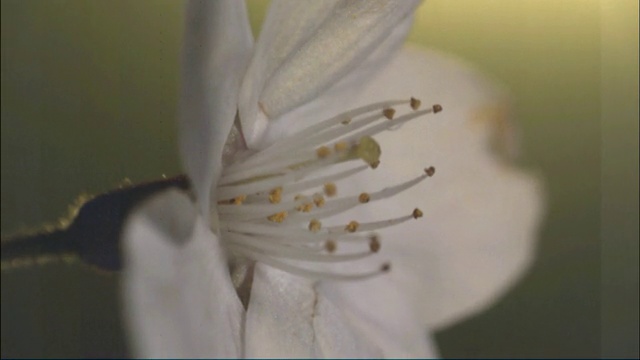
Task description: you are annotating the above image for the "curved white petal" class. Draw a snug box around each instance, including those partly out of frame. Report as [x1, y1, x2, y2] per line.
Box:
[244, 264, 318, 358]
[239, 0, 419, 148]
[179, 0, 253, 216]
[238, 0, 339, 146]
[122, 190, 244, 358]
[259, 13, 416, 148]
[329, 46, 544, 330]
[245, 264, 387, 358]
[317, 276, 439, 358]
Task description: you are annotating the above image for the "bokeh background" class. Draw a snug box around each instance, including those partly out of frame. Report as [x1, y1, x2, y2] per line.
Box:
[1, 0, 638, 358]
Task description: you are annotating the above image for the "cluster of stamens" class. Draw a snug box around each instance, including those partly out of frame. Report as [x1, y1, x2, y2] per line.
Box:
[216, 98, 440, 281]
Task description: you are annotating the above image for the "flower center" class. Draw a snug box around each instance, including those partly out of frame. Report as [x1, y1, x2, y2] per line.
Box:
[214, 98, 441, 286]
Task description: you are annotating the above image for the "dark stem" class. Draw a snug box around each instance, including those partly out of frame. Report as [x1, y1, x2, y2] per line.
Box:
[1, 174, 191, 272]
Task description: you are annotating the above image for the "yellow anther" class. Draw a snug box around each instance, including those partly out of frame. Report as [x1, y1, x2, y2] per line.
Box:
[267, 211, 288, 223]
[358, 192, 370, 203]
[410, 97, 422, 110]
[268, 187, 283, 204]
[382, 108, 396, 120]
[345, 221, 359, 233]
[308, 219, 322, 233]
[296, 202, 314, 212]
[412, 208, 423, 219]
[424, 166, 436, 177]
[369, 235, 381, 253]
[313, 194, 325, 207]
[231, 195, 247, 205]
[325, 240, 337, 253]
[334, 141, 349, 152]
[294, 194, 304, 201]
[316, 146, 331, 158]
[324, 183, 337, 197]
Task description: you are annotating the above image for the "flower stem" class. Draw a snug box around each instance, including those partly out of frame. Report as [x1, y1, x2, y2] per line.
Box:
[1, 174, 190, 272]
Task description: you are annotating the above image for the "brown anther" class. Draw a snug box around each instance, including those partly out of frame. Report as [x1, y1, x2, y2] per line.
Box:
[324, 183, 337, 197]
[382, 108, 396, 120]
[313, 194, 325, 207]
[358, 192, 370, 203]
[345, 221, 360, 233]
[294, 194, 304, 201]
[296, 203, 314, 212]
[334, 141, 349, 152]
[424, 166, 436, 177]
[268, 187, 282, 204]
[410, 97, 422, 110]
[432, 104, 443, 113]
[267, 211, 288, 223]
[308, 219, 322, 233]
[341, 118, 352, 125]
[316, 146, 331, 158]
[369, 235, 381, 253]
[381, 263, 391, 272]
[412, 208, 424, 219]
[325, 240, 337, 253]
[231, 194, 247, 205]
[370, 160, 380, 169]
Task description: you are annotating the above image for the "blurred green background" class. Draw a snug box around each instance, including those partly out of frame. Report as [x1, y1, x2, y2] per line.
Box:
[1, 0, 637, 358]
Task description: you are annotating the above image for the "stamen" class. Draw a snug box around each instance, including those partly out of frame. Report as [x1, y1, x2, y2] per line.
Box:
[334, 141, 349, 152]
[267, 211, 287, 223]
[345, 221, 360, 233]
[369, 235, 381, 253]
[313, 194, 325, 208]
[325, 240, 337, 253]
[229, 100, 409, 171]
[231, 246, 389, 281]
[308, 219, 322, 233]
[382, 108, 396, 120]
[216, 98, 440, 283]
[327, 210, 422, 234]
[296, 202, 314, 212]
[425, 166, 436, 177]
[316, 146, 332, 158]
[324, 183, 337, 197]
[268, 187, 283, 204]
[410, 97, 421, 110]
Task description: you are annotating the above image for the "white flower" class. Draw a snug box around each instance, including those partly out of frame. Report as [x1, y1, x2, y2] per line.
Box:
[121, 0, 543, 358]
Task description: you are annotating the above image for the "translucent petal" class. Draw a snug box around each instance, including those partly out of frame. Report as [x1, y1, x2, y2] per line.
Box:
[122, 190, 244, 357]
[179, 0, 253, 216]
[238, 0, 339, 147]
[259, 13, 416, 148]
[318, 274, 439, 358]
[239, 0, 419, 148]
[244, 264, 318, 358]
[328, 46, 545, 330]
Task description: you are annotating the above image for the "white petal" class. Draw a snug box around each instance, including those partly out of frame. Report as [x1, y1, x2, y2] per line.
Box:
[238, 0, 339, 147]
[179, 0, 253, 216]
[330, 46, 544, 330]
[259, 13, 416, 148]
[122, 189, 244, 358]
[244, 264, 318, 358]
[245, 264, 386, 358]
[239, 0, 419, 148]
[316, 277, 438, 358]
